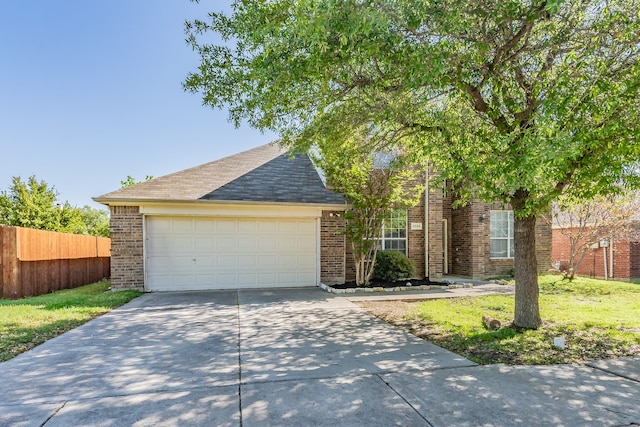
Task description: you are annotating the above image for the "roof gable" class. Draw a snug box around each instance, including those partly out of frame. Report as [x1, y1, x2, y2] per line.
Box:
[95, 143, 286, 201]
[200, 153, 345, 204]
[94, 142, 345, 206]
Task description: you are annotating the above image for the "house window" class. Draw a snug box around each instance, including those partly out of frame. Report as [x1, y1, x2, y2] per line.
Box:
[380, 210, 408, 255]
[490, 210, 514, 258]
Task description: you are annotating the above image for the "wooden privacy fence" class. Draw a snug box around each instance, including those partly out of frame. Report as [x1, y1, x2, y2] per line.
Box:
[0, 225, 111, 299]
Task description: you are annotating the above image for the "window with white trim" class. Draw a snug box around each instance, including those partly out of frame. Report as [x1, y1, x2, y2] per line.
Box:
[490, 210, 514, 258]
[379, 210, 407, 255]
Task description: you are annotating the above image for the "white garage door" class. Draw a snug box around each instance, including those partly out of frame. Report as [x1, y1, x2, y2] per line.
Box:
[145, 216, 318, 291]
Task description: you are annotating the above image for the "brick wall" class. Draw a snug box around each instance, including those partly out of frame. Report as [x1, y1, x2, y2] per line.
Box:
[631, 242, 640, 279]
[442, 183, 453, 274]
[552, 228, 640, 280]
[426, 186, 444, 280]
[320, 210, 346, 284]
[109, 206, 144, 290]
[451, 204, 474, 276]
[535, 213, 552, 276]
[344, 191, 428, 282]
[451, 202, 551, 278]
[407, 197, 426, 278]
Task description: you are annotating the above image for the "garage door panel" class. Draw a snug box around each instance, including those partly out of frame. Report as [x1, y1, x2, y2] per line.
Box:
[259, 221, 277, 233]
[238, 221, 257, 233]
[172, 218, 194, 233]
[258, 255, 277, 267]
[216, 220, 237, 233]
[237, 273, 258, 285]
[147, 237, 176, 255]
[168, 237, 193, 252]
[216, 237, 237, 251]
[194, 220, 215, 233]
[298, 271, 317, 284]
[276, 222, 295, 234]
[258, 237, 277, 250]
[297, 238, 316, 251]
[146, 216, 318, 291]
[194, 237, 215, 251]
[238, 236, 257, 250]
[278, 236, 298, 251]
[217, 255, 237, 269]
[195, 275, 216, 286]
[278, 272, 297, 282]
[238, 255, 257, 268]
[195, 257, 215, 268]
[146, 257, 172, 273]
[170, 258, 196, 273]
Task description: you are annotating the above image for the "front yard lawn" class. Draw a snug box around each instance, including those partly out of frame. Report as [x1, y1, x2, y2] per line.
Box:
[358, 275, 640, 365]
[0, 280, 142, 361]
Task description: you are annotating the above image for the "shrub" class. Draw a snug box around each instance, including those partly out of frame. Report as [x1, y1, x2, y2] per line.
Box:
[374, 250, 415, 281]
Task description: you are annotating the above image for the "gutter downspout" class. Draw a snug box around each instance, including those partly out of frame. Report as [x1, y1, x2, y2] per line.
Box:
[603, 245, 608, 280]
[425, 162, 429, 279]
[609, 241, 614, 279]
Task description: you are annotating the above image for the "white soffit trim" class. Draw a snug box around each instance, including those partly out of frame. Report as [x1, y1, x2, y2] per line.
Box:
[138, 202, 326, 218]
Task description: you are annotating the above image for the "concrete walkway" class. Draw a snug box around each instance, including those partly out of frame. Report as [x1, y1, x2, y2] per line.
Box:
[0, 288, 638, 426]
[343, 282, 514, 302]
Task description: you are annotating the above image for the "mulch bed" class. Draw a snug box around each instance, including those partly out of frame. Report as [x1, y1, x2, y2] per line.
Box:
[330, 278, 445, 289]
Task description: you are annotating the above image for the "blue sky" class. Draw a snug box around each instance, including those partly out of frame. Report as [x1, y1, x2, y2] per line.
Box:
[0, 1, 275, 209]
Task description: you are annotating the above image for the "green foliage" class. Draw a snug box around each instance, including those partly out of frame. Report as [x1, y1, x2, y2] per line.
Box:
[0, 280, 142, 361]
[186, 0, 640, 209]
[186, 0, 640, 328]
[79, 206, 110, 237]
[0, 176, 110, 237]
[120, 175, 154, 188]
[373, 250, 415, 281]
[0, 176, 59, 230]
[312, 131, 424, 285]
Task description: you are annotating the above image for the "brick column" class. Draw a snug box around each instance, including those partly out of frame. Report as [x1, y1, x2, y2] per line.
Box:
[109, 206, 144, 291]
[427, 187, 444, 280]
[408, 198, 426, 278]
[320, 210, 346, 284]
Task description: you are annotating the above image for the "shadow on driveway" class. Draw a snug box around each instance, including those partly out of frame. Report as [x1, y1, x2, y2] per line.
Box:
[0, 287, 638, 426]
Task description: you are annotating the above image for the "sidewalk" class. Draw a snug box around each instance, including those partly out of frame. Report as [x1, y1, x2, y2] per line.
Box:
[344, 282, 514, 302]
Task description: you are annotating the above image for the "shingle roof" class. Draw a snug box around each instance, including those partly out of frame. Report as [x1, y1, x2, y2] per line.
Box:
[94, 142, 345, 206]
[201, 152, 345, 204]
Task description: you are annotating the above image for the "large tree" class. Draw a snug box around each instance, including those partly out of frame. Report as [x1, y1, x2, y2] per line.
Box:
[185, 0, 640, 328]
[0, 176, 110, 237]
[0, 176, 60, 231]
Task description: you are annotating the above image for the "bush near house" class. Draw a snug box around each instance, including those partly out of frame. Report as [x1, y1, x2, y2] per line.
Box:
[374, 250, 415, 281]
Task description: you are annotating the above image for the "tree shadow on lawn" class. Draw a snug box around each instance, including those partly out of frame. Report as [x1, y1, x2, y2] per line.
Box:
[0, 285, 142, 361]
[362, 303, 640, 365]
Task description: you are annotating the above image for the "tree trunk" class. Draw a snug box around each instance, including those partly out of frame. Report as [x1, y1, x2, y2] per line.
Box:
[513, 214, 542, 329]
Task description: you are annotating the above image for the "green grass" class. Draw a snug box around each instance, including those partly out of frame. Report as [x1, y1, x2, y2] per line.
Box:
[396, 276, 639, 365]
[0, 281, 142, 361]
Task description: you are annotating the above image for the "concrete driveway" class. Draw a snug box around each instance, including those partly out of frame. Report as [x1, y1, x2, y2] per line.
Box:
[1, 288, 639, 426]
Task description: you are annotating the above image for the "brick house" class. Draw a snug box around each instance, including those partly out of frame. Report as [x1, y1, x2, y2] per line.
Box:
[95, 143, 551, 291]
[551, 223, 640, 280]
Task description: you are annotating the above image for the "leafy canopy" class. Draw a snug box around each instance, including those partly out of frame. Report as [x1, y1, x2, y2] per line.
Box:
[185, 0, 640, 216]
[312, 130, 424, 285]
[0, 176, 110, 237]
[186, 0, 640, 328]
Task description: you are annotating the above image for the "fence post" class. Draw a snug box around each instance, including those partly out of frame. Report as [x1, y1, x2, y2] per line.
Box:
[1, 226, 20, 299]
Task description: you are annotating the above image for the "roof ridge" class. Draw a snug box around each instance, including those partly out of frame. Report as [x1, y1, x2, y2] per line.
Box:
[95, 142, 287, 201]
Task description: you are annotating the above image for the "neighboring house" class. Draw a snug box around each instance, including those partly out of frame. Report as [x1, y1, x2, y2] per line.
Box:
[551, 221, 640, 280]
[95, 143, 551, 292]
